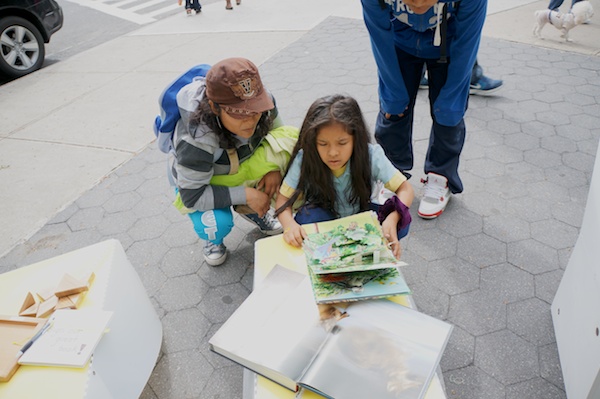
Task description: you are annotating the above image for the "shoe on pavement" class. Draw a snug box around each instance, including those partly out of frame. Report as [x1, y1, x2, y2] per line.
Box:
[470, 74, 503, 96]
[418, 173, 451, 219]
[238, 212, 283, 235]
[195, 7, 201, 13]
[186, 8, 192, 15]
[419, 75, 428, 90]
[203, 242, 227, 266]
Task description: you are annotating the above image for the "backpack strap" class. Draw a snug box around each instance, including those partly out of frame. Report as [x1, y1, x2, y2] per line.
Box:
[227, 148, 239, 175]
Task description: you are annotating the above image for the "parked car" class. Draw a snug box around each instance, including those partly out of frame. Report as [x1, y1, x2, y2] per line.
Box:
[0, 0, 63, 78]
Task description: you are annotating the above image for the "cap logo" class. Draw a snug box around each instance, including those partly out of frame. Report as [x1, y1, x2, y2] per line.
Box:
[232, 78, 257, 99]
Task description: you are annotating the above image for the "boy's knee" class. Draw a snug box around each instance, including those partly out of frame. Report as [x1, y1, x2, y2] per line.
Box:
[190, 208, 234, 244]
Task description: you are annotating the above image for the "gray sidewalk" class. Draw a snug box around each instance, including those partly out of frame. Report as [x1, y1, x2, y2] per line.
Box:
[1, 1, 600, 398]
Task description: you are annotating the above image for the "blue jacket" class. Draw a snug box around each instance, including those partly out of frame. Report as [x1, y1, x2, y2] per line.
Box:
[361, 0, 487, 126]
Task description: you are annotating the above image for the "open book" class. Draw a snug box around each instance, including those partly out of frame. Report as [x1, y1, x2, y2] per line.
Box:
[209, 265, 453, 399]
[303, 211, 410, 304]
[18, 308, 113, 368]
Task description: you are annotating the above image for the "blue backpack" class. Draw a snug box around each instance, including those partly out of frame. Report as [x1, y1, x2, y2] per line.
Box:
[153, 64, 211, 153]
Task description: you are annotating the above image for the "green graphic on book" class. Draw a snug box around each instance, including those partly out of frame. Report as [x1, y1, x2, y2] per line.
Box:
[304, 215, 399, 274]
[302, 212, 409, 304]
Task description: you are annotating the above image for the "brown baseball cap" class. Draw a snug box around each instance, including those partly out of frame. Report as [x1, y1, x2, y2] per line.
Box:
[205, 58, 274, 119]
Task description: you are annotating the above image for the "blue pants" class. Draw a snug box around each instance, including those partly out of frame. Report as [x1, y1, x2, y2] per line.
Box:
[375, 47, 466, 194]
[548, 0, 581, 10]
[188, 208, 234, 245]
[294, 206, 410, 240]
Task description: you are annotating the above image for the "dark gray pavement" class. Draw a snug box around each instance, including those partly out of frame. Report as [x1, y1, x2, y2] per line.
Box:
[1, 2, 600, 399]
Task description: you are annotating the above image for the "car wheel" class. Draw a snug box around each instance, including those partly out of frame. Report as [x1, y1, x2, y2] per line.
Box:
[0, 16, 45, 78]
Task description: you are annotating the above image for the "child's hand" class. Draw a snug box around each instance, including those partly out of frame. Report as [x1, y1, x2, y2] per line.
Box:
[257, 171, 282, 199]
[245, 187, 270, 217]
[283, 223, 307, 247]
[382, 214, 401, 259]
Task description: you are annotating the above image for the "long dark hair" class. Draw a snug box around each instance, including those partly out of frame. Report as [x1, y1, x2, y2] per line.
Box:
[277, 95, 372, 217]
[190, 95, 273, 149]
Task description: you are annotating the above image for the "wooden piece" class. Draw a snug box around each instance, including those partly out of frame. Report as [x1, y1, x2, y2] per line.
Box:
[54, 274, 88, 298]
[19, 303, 39, 317]
[56, 296, 75, 310]
[36, 287, 55, 302]
[36, 296, 58, 318]
[55, 293, 85, 310]
[0, 316, 46, 382]
[18, 292, 37, 317]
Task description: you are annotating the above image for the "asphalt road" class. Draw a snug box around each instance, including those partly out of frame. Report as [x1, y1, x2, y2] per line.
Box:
[1, 0, 221, 85]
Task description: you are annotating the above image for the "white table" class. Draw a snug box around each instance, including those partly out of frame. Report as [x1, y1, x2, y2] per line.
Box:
[0, 239, 162, 399]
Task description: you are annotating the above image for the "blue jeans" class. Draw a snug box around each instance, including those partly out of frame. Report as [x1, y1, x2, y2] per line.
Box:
[185, 0, 201, 10]
[375, 47, 466, 194]
[294, 206, 410, 240]
[548, 0, 581, 10]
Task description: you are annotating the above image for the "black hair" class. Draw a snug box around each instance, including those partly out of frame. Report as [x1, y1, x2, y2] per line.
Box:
[276, 95, 372, 217]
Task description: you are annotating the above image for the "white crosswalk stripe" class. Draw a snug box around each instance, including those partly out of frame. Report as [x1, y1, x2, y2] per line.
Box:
[63, 0, 181, 24]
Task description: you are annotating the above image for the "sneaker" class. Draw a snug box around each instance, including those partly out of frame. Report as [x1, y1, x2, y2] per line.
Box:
[203, 242, 227, 266]
[186, 8, 192, 15]
[238, 212, 283, 236]
[419, 75, 429, 90]
[418, 173, 451, 219]
[195, 7, 201, 13]
[470, 75, 503, 96]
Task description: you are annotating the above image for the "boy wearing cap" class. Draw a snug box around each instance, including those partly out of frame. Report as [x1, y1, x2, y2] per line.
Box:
[169, 57, 295, 266]
[361, 0, 486, 219]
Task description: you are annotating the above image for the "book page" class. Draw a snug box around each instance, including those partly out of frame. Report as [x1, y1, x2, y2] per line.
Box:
[209, 266, 335, 391]
[298, 300, 452, 399]
[18, 309, 113, 368]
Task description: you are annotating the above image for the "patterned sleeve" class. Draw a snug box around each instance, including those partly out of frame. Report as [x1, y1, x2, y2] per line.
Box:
[174, 132, 246, 211]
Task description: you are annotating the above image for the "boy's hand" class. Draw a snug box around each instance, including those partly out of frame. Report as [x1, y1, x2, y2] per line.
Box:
[245, 187, 270, 217]
[257, 170, 282, 199]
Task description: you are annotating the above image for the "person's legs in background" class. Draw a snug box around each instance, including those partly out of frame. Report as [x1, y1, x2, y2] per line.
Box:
[420, 60, 503, 96]
[417, 59, 465, 219]
[470, 60, 503, 95]
[191, 0, 201, 12]
[548, 0, 564, 10]
[375, 48, 424, 177]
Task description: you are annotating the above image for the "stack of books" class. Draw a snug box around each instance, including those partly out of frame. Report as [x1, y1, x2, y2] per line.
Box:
[209, 211, 453, 399]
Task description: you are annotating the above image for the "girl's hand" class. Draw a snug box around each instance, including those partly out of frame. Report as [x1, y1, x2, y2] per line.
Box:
[257, 170, 282, 199]
[245, 187, 270, 217]
[283, 223, 307, 247]
[382, 213, 401, 259]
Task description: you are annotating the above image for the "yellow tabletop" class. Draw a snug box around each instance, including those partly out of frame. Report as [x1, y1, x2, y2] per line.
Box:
[251, 234, 447, 399]
[0, 239, 162, 399]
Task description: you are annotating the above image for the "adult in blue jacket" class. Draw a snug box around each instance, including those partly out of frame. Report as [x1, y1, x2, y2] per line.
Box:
[361, 0, 486, 219]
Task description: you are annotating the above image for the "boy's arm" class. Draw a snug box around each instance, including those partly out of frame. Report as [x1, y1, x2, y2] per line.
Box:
[360, 0, 409, 116]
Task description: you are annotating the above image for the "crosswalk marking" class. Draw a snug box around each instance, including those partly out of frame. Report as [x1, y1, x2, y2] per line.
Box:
[145, 3, 181, 18]
[127, 0, 169, 13]
[63, 0, 180, 24]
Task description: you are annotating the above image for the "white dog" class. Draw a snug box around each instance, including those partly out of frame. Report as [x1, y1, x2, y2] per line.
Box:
[533, 1, 594, 42]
